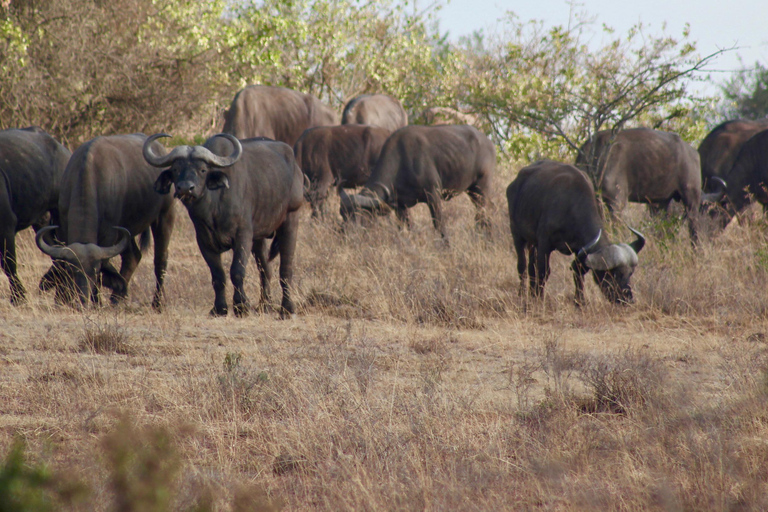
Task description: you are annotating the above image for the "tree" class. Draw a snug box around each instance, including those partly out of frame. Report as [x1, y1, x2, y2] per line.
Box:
[457, 11, 722, 163]
[720, 62, 768, 120]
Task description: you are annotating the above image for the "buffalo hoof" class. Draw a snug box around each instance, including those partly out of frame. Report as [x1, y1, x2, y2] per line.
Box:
[279, 305, 295, 320]
[10, 292, 27, 307]
[151, 298, 163, 313]
[234, 302, 250, 318]
[209, 306, 228, 317]
[254, 302, 275, 314]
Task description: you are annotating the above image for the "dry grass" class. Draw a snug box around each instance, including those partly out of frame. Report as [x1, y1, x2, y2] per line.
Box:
[2, 167, 768, 510]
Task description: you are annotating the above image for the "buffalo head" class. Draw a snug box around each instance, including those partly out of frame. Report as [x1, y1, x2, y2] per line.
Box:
[144, 133, 242, 203]
[577, 228, 646, 304]
[36, 225, 131, 305]
[338, 184, 392, 222]
[700, 177, 735, 230]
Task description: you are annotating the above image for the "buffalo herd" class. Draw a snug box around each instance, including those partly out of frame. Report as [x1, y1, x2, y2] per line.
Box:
[2, 84, 768, 313]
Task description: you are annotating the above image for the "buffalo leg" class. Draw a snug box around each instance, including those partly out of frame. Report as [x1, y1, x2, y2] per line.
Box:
[276, 211, 299, 318]
[151, 208, 175, 311]
[311, 175, 333, 219]
[230, 235, 254, 317]
[199, 244, 228, 316]
[468, 186, 491, 236]
[534, 243, 551, 297]
[102, 261, 128, 304]
[0, 228, 25, 305]
[680, 189, 701, 245]
[426, 192, 446, 239]
[107, 239, 140, 304]
[395, 207, 412, 231]
[513, 237, 527, 296]
[571, 259, 590, 307]
[526, 245, 538, 297]
[252, 238, 272, 311]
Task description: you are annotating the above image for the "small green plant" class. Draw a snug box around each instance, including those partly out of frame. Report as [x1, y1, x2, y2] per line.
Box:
[0, 439, 54, 512]
[0, 438, 86, 512]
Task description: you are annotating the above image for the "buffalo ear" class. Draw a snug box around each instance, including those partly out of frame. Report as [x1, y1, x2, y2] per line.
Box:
[154, 170, 174, 194]
[206, 171, 230, 191]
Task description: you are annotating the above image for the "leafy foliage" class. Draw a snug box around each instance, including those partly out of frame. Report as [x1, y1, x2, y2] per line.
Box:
[720, 62, 768, 120]
[458, 13, 720, 160]
[0, 0, 724, 156]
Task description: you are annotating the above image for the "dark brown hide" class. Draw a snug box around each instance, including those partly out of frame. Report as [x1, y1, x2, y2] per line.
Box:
[149, 135, 305, 317]
[0, 127, 71, 304]
[576, 127, 702, 242]
[507, 160, 644, 305]
[339, 125, 495, 239]
[38, 134, 176, 309]
[294, 124, 390, 218]
[711, 129, 768, 225]
[341, 94, 408, 132]
[698, 118, 768, 192]
[223, 85, 338, 147]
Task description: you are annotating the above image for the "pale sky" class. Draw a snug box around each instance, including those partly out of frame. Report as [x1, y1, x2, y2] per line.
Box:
[435, 0, 768, 91]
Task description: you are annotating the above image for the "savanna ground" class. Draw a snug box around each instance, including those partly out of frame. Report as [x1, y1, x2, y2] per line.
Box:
[2, 165, 768, 511]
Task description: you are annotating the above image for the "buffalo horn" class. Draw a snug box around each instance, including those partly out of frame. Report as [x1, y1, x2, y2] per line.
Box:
[577, 229, 601, 260]
[701, 177, 728, 203]
[191, 133, 242, 168]
[92, 227, 132, 261]
[36, 226, 70, 259]
[586, 243, 638, 271]
[143, 133, 193, 167]
[628, 227, 646, 254]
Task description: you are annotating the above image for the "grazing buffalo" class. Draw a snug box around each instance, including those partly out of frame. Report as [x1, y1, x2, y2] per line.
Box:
[507, 160, 645, 305]
[223, 85, 338, 147]
[36, 134, 176, 309]
[145, 133, 304, 317]
[0, 127, 71, 304]
[576, 128, 702, 242]
[294, 124, 390, 218]
[338, 125, 495, 239]
[707, 129, 768, 228]
[698, 119, 768, 192]
[341, 94, 408, 132]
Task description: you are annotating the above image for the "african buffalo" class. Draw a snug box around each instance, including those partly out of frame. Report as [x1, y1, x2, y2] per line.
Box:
[36, 134, 176, 309]
[576, 127, 702, 242]
[294, 124, 390, 218]
[145, 133, 304, 317]
[707, 129, 768, 228]
[223, 85, 338, 147]
[338, 125, 495, 239]
[341, 94, 408, 132]
[0, 127, 71, 304]
[507, 160, 645, 305]
[698, 118, 768, 192]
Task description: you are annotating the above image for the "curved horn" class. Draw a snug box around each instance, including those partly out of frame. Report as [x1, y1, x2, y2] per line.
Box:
[702, 176, 728, 203]
[628, 227, 646, 254]
[92, 227, 132, 261]
[191, 133, 242, 168]
[577, 229, 602, 260]
[586, 244, 638, 271]
[143, 133, 194, 167]
[36, 226, 70, 259]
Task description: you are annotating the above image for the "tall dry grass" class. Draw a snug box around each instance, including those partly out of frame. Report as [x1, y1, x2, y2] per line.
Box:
[1, 168, 768, 510]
